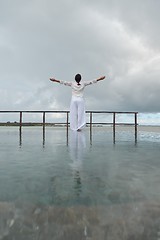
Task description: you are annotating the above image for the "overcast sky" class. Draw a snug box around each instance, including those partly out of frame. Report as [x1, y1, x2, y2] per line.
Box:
[0, 0, 160, 117]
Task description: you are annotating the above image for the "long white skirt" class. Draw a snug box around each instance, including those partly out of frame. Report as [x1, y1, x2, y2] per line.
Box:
[69, 96, 86, 131]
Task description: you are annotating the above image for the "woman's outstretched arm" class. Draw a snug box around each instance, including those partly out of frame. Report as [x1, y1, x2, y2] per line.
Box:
[49, 78, 72, 86]
[84, 76, 106, 86]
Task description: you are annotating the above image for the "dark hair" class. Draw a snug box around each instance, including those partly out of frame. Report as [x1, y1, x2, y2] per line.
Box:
[75, 74, 81, 83]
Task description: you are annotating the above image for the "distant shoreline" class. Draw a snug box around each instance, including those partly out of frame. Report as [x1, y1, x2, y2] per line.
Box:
[0, 122, 160, 128]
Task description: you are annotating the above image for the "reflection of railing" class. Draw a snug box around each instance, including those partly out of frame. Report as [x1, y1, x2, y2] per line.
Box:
[0, 110, 138, 142]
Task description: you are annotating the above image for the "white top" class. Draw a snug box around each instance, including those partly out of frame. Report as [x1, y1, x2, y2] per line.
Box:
[59, 80, 97, 97]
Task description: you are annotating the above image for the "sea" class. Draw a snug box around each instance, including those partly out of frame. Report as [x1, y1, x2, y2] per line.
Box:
[0, 125, 160, 239]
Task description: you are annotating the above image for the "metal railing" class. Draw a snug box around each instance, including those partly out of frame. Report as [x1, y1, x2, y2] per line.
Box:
[0, 110, 138, 142]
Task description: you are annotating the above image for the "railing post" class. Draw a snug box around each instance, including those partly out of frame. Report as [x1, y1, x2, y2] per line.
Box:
[113, 112, 116, 143]
[66, 112, 69, 145]
[66, 112, 69, 131]
[19, 111, 22, 145]
[43, 112, 46, 128]
[42, 112, 46, 146]
[19, 111, 22, 129]
[90, 112, 92, 132]
[90, 112, 93, 144]
[135, 112, 138, 141]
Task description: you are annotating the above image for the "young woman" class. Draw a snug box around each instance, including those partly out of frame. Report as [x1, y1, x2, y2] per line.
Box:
[50, 74, 105, 131]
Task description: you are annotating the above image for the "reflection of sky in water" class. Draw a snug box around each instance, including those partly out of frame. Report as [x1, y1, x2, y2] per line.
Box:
[0, 126, 160, 207]
[1, 127, 160, 239]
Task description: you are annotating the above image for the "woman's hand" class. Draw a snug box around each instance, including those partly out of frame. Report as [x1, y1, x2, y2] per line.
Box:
[97, 76, 106, 81]
[49, 78, 60, 83]
[50, 78, 56, 81]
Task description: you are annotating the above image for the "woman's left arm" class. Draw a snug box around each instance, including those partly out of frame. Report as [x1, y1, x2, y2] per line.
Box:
[84, 76, 106, 86]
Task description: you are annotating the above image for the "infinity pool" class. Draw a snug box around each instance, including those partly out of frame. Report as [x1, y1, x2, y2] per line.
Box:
[0, 126, 160, 239]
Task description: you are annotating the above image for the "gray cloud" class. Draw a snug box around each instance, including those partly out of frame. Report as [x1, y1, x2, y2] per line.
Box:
[0, 0, 160, 117]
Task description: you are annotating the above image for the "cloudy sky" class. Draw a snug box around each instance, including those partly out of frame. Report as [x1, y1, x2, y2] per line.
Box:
[0, 0, 160, 122]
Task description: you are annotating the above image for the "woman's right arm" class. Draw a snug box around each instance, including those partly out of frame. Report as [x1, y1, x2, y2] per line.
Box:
[49, 78, 72, 86]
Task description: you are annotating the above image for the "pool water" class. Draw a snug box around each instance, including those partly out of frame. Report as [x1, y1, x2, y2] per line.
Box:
[0, 126, 160, 239]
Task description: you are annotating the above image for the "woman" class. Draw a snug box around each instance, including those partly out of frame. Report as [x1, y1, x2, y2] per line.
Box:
[50, 74, 105, 131]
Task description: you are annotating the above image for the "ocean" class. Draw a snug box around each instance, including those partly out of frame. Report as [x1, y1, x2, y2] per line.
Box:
[0, 126, 160, 239]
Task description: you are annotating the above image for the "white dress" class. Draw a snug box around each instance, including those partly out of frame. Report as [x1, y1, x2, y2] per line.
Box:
[60, 80, 97, 131]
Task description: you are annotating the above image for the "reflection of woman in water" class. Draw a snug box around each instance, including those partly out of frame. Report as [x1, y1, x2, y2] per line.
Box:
[50, 74, 105, 131]
[69, 130, 86, 197]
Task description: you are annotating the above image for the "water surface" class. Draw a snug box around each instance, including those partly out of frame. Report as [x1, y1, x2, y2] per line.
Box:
[0, 126, 160, 239]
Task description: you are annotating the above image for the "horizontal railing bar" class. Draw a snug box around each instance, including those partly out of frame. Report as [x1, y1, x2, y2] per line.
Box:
[86, 111, 138, 114]
[0, 110, 69, 113]
[0, 110, 138, 114]
[87, 123, 138, 125]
